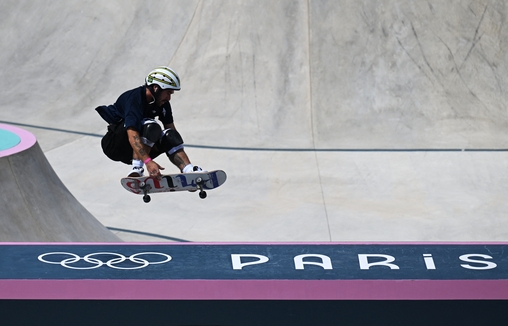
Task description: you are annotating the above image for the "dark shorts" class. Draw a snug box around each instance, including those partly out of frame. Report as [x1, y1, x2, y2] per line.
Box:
[100, 121, 166, 165]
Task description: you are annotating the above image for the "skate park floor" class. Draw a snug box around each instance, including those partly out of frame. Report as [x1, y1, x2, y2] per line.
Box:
[1, 0, 508, 243]
[4, 121, 507, 243]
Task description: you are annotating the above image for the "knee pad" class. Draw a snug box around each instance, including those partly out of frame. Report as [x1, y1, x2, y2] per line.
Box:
[141, 120, 162, 147]
[159, 129, 184, 155]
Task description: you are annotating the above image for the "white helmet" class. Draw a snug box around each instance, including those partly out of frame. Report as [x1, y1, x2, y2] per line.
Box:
[145, 66, 181, 90]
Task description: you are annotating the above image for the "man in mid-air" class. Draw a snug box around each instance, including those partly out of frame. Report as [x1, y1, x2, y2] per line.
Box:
[96, 66, 203, 179]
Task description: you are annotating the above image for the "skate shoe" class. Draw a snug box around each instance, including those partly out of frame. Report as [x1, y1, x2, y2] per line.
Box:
[128, 166, 145, 177]
[182, 164, 206, 173]
[192, 166, 205, 172]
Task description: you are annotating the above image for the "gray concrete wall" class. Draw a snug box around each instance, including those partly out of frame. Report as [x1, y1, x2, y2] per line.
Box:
[0, 141, 120, 242]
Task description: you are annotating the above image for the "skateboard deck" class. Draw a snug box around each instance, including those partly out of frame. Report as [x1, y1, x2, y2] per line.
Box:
[121, 170, 227, 203]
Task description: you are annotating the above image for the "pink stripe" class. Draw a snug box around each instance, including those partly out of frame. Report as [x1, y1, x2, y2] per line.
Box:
[1, 241, 508, 246]
[0, 279, 507, 300]
[0, 124, 36, 157]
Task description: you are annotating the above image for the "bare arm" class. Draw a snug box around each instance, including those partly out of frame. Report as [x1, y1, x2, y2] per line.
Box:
[127, 127, 164, 178]
[126, 127, 149, 161]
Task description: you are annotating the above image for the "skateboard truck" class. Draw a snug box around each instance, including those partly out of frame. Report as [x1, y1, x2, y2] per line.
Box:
[195, 177, 207, 199]
[139, 181, 152, 203]
[140, 178, 206, 202]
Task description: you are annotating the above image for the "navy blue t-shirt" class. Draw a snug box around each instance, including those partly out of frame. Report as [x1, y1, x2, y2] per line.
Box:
[96, 86, 174, 132]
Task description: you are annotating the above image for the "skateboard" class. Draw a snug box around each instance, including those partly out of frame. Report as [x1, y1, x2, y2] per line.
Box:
[121, 170, 227, 203]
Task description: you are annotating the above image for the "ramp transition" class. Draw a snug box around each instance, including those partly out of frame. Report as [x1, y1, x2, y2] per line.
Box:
[0, 124, 120, 242]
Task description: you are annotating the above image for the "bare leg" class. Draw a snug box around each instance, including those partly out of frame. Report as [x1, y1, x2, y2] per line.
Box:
[168, 149, 191, 172]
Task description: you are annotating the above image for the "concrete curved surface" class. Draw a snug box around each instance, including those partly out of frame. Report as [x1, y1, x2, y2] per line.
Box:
[0, 124, 121, 242]
[1, 1, 508, 242]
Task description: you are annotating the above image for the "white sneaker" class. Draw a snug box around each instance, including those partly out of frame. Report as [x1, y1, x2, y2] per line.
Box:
[192, 166, 205, 172]
[182, 164, 206, 173]
[128, 166, 145, 177]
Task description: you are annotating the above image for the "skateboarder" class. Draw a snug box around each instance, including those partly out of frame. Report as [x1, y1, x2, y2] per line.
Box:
[96, 66, 203, 179]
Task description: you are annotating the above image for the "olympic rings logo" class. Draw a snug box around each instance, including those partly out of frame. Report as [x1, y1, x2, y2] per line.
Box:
[38, 252, 172, 270]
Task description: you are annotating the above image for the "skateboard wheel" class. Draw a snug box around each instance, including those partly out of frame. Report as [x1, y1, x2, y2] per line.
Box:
[143, 195, 151, 203]
[199, 191, 207, 199]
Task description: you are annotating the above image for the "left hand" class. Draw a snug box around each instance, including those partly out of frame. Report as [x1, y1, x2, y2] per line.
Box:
[147, 160, 165, 180]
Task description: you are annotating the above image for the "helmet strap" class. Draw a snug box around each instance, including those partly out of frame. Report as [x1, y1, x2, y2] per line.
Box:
[147, 85, 157, 105]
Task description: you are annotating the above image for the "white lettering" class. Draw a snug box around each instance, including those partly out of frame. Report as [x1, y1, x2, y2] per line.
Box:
[459, 254, 497, 270]
[231, 254, 269, 270]
[358, 254, 400, 270]
[294, 254, 333, 270]
[423, 254, 436, 270]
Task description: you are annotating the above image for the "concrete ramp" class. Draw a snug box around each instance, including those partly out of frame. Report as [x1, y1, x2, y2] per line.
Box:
[170, 1, 508, 150]
[0, 125, 120, 242]
[1, 1, 508, 242]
